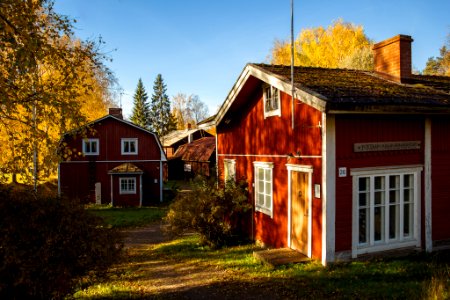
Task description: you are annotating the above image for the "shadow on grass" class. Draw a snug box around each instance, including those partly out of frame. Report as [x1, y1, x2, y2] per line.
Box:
[74, 233, 449, 299]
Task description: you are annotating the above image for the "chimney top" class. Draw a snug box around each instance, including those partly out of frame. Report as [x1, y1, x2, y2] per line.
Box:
[109, 107, 123, 119]
[373, 34, 413, 83]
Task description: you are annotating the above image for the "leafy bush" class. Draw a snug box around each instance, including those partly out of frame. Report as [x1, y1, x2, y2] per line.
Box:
[164, 176, 251, 248]
[0, 187, 123, 299]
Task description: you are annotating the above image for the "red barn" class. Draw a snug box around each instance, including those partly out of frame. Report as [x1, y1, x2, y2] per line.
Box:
[215, 35, 450, 265]
[58, 108, 167, 206]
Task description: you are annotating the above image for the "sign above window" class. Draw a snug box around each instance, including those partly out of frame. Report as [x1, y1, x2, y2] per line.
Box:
[354, 141, 421, 153]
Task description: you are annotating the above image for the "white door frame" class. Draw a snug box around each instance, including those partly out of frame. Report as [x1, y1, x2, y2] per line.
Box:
[287, 164, 313, 257]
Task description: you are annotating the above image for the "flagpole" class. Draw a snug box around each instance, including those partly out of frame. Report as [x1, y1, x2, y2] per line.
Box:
[290, 0, 295, 130]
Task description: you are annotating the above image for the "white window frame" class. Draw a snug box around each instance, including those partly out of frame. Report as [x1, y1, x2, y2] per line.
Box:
[119, 177, 136, 194]
[351, 165, 422, 257]
[224, 159, 236, 182]
[254, 161, 274, 218]
[263, 85, 281, 118]
[121, 138, 138, 155]
[82, 138, 99, 155]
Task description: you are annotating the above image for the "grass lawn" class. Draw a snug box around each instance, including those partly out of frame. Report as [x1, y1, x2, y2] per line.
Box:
[74, 232, 450, 299]
[87, 205, 168, 228]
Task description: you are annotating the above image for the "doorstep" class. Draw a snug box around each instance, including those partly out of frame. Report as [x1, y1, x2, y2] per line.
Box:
[253, 248, 310, 267]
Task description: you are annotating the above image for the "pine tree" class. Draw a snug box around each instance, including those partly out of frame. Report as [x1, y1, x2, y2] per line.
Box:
[130, 78, 150, 129]
[149, 74, 177, 137]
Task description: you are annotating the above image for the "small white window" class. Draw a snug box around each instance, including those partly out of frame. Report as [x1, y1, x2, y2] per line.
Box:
[119, 177, 136, 194]
[224, 159, 236, 182]
[121, 138, 138, 155]
[351, 166, 422, 257]
[263, 85, 281, 118]
[254, 161, 274, 217]
[83, 139, 99, 155]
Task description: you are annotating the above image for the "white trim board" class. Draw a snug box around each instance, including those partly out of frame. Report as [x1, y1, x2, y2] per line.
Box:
[218, 153, 322, 159]
[60, 159, 164, 163]
[323, 113, 336, 265]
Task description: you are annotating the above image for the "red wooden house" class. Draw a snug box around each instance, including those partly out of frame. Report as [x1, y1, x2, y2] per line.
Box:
[58, 108, 167, 206]
[215, 35, 450, 265]
[162, 125, 213, 158]
[168, 136, 216, 180]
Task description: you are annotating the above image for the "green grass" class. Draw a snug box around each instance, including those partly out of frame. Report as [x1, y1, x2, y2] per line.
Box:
[74, 233, 450, 299]
[87, 206, 168, 228]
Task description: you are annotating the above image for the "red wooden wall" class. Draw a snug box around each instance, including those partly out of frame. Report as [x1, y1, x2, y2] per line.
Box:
[334, 115, 425, 252]
[217, 82, 323, 259]
[431, 117, 450, 243]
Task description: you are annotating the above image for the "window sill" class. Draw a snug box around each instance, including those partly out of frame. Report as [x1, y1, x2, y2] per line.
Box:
[264, 109, 281, 119]
[353, 240, 419, 258]
[255, 206, 273, 218]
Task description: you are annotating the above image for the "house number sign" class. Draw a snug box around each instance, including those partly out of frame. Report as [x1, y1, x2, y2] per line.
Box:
[354, 141, 421, 152]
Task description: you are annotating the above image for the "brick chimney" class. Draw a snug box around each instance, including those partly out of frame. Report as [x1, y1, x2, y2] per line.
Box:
[373, 35, 413, 83]
[109, 107, 123, 119]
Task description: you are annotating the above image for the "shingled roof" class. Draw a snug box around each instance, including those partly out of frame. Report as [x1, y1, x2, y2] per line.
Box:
[251, 64, 450, 109]
[171, 137, 216, 162]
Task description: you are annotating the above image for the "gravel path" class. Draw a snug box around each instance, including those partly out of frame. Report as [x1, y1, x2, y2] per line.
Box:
[118, 223, 300, 299]
[122, 222, 171, 249]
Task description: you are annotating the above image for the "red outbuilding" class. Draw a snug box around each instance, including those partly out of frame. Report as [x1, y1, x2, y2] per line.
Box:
[215, 35, 450, 265]
[58, 108, 167, 206]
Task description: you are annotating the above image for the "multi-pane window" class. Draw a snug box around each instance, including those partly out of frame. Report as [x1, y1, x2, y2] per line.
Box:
[119, 177, 136, 194]
[121, 138, 138, 155]
[83, 139, 99, 155]
[224, 159, 236, 182]
[263, 85, 281, 118]
[254, 162, 274, 217]
[353, 167, 421, 255]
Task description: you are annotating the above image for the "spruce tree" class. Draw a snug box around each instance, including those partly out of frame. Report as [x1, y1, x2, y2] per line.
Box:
[130, 78, 150, 129]
[149, 74, 177, 137]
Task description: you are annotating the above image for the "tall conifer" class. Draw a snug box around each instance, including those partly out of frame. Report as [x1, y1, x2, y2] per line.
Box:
[130, 78, 150, 129]
[149, 74, 177, 137]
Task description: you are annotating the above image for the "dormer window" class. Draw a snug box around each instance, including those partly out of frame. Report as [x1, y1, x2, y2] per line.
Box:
[263, 85, 281, 118]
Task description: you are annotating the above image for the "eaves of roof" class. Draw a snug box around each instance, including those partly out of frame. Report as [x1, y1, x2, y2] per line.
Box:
[215, 63, 450, 126]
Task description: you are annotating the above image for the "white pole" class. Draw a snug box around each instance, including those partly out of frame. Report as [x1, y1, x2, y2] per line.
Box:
[290, 0, 295, 130]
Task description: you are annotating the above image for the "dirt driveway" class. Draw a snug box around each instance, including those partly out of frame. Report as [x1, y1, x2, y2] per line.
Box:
[119, 223, 295, 299]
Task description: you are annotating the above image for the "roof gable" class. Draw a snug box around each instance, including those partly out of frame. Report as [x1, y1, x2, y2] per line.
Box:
[61, 114, 167, 162]
[162, 129, 213, 147]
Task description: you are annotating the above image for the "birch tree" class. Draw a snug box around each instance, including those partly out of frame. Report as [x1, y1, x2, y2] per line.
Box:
[270, 19, 373, 70]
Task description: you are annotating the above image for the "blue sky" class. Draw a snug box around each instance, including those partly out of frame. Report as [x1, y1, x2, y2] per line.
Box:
[54, 0, 449, 119]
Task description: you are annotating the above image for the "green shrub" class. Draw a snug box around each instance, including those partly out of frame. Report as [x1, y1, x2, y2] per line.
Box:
[0, 187, 123, 299]
[164, 176, 251, 248]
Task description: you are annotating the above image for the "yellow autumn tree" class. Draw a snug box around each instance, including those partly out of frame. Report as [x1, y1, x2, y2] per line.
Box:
[0, 0, 116, 185]
[270, 19, 374, 70]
